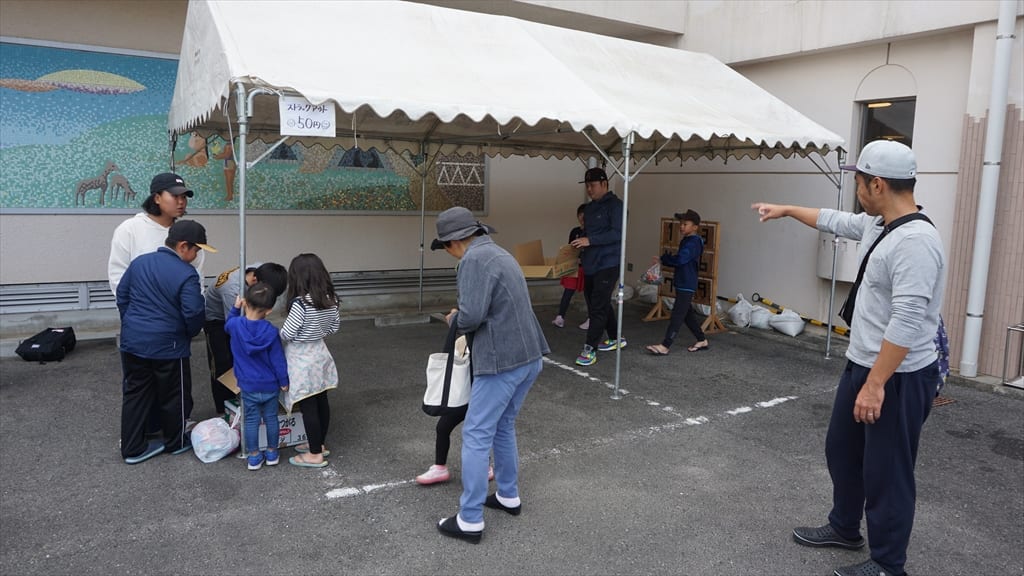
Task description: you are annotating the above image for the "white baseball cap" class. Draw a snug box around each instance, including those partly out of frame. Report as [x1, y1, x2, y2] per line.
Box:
[841, 140, 917, 179]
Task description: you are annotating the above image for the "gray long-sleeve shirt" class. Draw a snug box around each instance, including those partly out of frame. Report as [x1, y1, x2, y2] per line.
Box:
[817, 208, 945, 372]
[454, 235, 550, 375]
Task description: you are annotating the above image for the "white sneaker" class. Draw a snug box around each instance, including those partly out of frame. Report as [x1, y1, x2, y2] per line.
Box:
[415, 464, 450, 485]
[552, 315, 565, 328]
[578, 319, 590, 330]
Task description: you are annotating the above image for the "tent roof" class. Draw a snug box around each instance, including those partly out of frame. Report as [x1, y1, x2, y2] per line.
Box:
[169, 0, 844, 162]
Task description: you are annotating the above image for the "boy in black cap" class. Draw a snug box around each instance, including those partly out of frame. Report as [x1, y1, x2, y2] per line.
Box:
[645, 210, 709, 355]
[117, 220, 215, 464]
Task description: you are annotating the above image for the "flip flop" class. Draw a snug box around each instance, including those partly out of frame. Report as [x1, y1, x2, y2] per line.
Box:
[295, 445, 330, 457]
[289, 455, 328, 468]
[687, 343, 710, 352]
[645, 345, 670, 356]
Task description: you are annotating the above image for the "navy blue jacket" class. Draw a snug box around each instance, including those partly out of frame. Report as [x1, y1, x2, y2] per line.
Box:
[117, 246, 205, 359]
[225, 306, 289, 393]
[581, 191, 623, 274]
[661, 234, 704, 293]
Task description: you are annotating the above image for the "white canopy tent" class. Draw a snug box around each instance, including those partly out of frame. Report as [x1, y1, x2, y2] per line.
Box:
[168, 0, 846, 396]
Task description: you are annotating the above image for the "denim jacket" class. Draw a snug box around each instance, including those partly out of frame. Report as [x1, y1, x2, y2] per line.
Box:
[455, 236, 550, 375]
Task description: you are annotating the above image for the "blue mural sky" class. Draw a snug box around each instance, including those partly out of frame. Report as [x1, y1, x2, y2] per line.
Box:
[0, 42, 177, 149]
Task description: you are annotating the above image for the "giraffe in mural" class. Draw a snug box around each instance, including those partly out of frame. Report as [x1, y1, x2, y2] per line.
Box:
[73, 161, 119, 206]
[109, 172, 137, 203]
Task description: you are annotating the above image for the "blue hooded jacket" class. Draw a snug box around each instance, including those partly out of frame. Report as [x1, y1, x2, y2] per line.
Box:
[225, 306, 289, 393]
[116, 246, 205, 359]
[661, 234, 704, 293]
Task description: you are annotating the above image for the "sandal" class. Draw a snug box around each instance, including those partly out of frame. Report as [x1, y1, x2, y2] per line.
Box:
[687, 342, 710, 352]
[645, 344, 670, 356]
[295, 444, 330, 457]
[289, 455, 328, 468]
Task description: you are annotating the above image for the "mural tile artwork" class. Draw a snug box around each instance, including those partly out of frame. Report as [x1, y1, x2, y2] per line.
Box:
[0, 42, 486, 212]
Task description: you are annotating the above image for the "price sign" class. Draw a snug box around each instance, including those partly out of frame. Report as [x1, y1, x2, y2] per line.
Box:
[279, 95, 335, 137]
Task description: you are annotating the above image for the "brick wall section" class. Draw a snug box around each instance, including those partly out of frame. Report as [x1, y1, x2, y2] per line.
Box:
[945, 105, 1024, 379]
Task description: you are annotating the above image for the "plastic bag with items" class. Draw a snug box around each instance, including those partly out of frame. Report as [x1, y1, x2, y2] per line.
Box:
[641, 262, 662, 285]
[191, 417, 240, 463]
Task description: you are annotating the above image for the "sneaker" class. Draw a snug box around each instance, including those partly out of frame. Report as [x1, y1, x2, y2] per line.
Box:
[578, 319, 590, 330]
[416, 464, 450, 485]
[247, 452, 265, 471]
[552, 315, 565, 328]
[793, 524, 865, 550]
[124, 440, 164, 465]
[184, 418, 198, 433]
[265, 449, 280, 466]
[169, 441, 193, 456]
[575, 346, 597, 366]
[833, 559, 902, 576]
[598, 338, 627, 351]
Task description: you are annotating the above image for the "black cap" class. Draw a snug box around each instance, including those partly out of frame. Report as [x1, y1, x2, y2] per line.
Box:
[167, 220, 217, 252]
[674, 209, 701, 225]
[579, 167, 608, 183]
[150, 172, 194, 197]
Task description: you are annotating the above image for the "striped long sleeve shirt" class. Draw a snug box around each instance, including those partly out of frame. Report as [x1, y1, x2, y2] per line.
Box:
[280, 296, 341, 342]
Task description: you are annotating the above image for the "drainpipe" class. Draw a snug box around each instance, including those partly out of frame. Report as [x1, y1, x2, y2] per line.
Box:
[960, 0, 1017, 377]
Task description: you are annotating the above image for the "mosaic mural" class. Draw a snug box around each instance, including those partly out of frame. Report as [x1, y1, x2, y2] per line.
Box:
[0, 42, 487, 213]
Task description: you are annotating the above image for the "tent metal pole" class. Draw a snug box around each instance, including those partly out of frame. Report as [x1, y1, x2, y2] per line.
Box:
[418, 143, 427, 312]
[611, 132, 634, 400]
[825, 148, 846, 359]
[234, 81, 249, 296]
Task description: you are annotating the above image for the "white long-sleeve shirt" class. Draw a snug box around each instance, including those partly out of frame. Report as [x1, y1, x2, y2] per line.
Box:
[108, 212, 204, 295]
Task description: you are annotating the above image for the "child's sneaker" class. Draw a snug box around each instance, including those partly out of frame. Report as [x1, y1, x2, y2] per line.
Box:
[578, 319, 590, 330]
[598, 338, 627, 351]
[265, 448, 280, 466]
[575, 345, 597, 366]
[247, 452, 265, 471]
[416, 464, 450, 485]
[552, 315, 565, 328]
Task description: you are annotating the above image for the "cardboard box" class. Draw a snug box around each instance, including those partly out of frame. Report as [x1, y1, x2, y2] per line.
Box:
[513, 240, 579, 279]
[223, 399, 307, 451]
[217, 368, 240, 395]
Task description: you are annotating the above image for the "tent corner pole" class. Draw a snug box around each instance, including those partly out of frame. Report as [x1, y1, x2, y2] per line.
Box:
[612, 132, 635, 401]
[418, 143, 427, 312]
[234, 81, 249, 294]
[824, 148, 845, 359]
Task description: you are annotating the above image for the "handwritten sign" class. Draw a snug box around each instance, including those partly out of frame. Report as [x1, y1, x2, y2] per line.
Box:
[279, 95, 335, 137]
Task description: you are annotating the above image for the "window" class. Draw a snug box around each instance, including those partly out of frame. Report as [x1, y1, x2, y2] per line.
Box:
[854, 98, 916, 211]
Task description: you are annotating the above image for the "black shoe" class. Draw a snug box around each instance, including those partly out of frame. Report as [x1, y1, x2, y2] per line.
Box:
[834, 559, 905, 576]
[793, 524, 865, 550]
[483, 493, 521, 516]
[437, 516, 482, 544]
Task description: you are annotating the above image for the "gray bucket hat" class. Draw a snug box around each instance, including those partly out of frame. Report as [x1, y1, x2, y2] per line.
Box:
[431, 207, 496, 250]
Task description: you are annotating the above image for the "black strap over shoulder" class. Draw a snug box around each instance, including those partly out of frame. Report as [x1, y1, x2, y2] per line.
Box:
[839, 211, 933, 326]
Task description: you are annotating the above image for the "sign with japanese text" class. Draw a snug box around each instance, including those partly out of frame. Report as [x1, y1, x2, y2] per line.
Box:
[279, 95, 335, 137]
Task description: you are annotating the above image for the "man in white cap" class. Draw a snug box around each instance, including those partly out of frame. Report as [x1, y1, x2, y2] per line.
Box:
[752, 139, 945, 576]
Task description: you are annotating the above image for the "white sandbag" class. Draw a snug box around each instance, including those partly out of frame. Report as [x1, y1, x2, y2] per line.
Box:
[769, 308, 806, 337]
[695, 303, 711, 316]
[749, 305, 774, 330]
[637, 283, 659, 304]
[727, 293, 753, 327]
[614, 284, 635, 302]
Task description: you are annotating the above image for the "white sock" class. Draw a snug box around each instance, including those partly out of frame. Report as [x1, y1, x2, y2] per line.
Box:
[496, 493, 521, 508]
[457, 514, 485, 532]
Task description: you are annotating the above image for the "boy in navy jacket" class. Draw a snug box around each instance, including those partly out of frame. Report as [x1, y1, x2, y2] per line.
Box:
[645, 210, 709, 355]
[117, 220, 213, 464]
[225, 282, 289, 470]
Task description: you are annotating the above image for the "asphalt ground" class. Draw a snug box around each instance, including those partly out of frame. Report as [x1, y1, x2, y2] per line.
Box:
[1, 301, 1021, 576]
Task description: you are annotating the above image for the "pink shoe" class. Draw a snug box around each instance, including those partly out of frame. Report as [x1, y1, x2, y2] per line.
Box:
[488, 466, 495, 481]
[552, 315, 565, 328]
[416, 464, 450, 485]
[578, 319, 590, 330]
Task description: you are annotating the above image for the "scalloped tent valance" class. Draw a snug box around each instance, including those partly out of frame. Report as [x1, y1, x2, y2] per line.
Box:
[168, 0, 844, 162]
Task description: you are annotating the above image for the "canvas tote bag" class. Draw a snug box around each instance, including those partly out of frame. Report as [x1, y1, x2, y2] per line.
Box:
[423, 321, 472, 416]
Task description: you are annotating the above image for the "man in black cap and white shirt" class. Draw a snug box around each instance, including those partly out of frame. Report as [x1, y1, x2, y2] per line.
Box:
[108, 172, 204, 295]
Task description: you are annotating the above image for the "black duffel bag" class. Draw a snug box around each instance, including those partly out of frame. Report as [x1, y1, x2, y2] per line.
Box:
[15, 327, 77, 363]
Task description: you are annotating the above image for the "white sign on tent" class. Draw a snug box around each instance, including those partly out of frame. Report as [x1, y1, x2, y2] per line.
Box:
[278, 96, 334, 137]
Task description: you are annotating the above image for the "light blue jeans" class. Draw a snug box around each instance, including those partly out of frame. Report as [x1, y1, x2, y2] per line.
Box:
[458, 358, 543, 524]
[241, 389, 280, 454]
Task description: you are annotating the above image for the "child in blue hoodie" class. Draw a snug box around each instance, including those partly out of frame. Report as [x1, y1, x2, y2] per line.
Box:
[225, 282, 290, 470]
